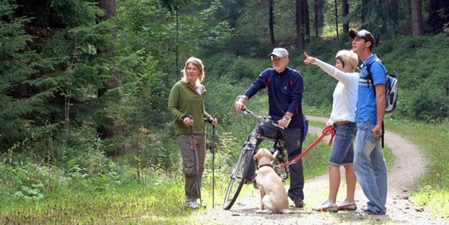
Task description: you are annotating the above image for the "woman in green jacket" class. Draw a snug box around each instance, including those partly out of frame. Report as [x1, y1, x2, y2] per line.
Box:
[168, 57, 217, 209]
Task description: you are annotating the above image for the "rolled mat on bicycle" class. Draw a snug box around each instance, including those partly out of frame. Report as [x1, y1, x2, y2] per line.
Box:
[280, 125, 335, 167]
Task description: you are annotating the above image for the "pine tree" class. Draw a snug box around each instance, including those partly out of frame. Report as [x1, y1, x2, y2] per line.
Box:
[0, 0, 116, 160]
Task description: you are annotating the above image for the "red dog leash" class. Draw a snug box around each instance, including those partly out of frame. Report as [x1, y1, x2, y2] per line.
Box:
[281, 125, 335, 167]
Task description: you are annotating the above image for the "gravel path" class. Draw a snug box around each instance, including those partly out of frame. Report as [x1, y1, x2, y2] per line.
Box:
[189, 116, 449, 224]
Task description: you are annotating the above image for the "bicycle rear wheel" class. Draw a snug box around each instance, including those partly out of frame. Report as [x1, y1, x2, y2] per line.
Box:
[223, 146, 253, 210]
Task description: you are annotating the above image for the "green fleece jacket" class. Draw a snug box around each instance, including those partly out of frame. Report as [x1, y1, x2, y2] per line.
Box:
[168, 80, 212, 135]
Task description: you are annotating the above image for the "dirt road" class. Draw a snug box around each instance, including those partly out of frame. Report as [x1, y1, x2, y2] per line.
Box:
[190, 117, 449, 224]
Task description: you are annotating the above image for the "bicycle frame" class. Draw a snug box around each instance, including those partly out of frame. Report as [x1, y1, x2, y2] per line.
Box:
[223, 109, 289, 210]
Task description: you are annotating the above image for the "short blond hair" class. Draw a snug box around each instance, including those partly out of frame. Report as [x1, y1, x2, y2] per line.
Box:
[335, 50, 358, 69]
[181, 57, 205, 83]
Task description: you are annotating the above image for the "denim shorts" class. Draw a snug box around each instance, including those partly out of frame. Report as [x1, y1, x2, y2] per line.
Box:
[329, 122, 357, 166]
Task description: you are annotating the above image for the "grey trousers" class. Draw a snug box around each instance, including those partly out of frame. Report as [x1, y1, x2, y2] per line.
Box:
[177, 133, 206, 200]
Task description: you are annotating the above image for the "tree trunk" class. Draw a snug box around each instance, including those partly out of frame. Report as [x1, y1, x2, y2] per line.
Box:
[98, 0, 116, 20]
[342, 0, 349, 34]
[296, 0, 306, 50]
[334, 0, 339, 37]
[411, 0, 424, 35]
[314, 0, 319, 37]
[361, 0, 368, 25]
[97, 0, 124, 154]
[269, 0, 275, 45]
[304, 0, 310, 41]
[312, 0, 325, 38]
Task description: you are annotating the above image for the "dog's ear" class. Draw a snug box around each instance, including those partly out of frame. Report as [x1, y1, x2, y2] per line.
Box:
[253, 151, 259, 160]
[269, 153, 275, 160]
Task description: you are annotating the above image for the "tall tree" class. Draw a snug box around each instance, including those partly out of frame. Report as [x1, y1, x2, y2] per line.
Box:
[296, 0, 307, 50]
[411, 0, 424, 35]
[268, 0, 275, 45]
[312, 0, 325, 37]
[159, 0, 189, 72]
[96, 0, 124, 145]
[334, 0, 339, 36]
[304, 0, 310, 40]
[342, 0, 349, 34]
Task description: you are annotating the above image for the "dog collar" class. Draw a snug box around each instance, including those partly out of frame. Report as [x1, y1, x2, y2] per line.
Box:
[258, 164, 273, 169]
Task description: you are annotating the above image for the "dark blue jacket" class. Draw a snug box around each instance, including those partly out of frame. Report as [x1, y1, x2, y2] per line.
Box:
[244, 67, 304, 129]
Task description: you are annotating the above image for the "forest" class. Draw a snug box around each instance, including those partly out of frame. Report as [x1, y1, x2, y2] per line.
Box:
[1, 0, 448, 223]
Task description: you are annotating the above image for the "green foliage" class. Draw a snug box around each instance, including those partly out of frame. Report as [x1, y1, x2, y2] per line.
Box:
[376, 35, 449, 121]
[0, 2, 41, 149]
[0, 0, 117, 158]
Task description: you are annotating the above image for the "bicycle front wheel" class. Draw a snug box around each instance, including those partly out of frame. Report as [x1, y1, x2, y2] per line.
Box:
[223, 146, 253, 210]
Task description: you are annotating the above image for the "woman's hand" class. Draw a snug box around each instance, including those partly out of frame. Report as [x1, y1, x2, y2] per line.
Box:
[303, 52, 316, 65]
[210, 118, 218, 126]
[183, 116, 194, 127]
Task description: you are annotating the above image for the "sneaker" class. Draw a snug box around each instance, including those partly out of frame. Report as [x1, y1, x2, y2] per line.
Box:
[313, 200, 338, 212]
[293, 199, 305, 208]
[337, 199, 357, 211]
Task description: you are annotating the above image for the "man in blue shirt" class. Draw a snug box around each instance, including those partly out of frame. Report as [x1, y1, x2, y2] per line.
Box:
[234, 47, 306, 208]
[350, 29, 387, 215]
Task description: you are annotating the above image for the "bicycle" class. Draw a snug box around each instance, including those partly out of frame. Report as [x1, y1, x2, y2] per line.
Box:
[223, 108, 290, 210]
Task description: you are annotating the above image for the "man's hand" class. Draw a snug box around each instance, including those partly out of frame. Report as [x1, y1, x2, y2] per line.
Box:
[234, 95, 247, 113]
[277, 115, 291, 129]
[372, 124, 382, 138]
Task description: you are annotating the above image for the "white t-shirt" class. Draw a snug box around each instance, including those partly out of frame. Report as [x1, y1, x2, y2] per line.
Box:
[313, 59, 359, 124]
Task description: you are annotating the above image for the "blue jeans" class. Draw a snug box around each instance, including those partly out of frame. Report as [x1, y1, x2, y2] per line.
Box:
[354, 122, 387, 215]
[329, 123, 357, 166]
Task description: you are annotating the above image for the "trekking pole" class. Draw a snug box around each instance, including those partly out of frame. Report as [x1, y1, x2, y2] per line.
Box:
[211, 123, 216, 208]
[204, 117, 216, 208]
[189, 118, 202, 206]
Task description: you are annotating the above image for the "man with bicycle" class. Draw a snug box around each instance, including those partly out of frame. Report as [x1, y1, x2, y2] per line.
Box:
[234, 48, 306, 208]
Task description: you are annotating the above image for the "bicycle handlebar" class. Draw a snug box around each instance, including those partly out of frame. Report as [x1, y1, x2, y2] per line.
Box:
[242, 108, 284, 129]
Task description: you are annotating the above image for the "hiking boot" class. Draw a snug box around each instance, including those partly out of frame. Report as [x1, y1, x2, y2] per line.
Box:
[337, 200, 357, 211]
[312, 200, 338, 212]
[293, 199, 305, 208]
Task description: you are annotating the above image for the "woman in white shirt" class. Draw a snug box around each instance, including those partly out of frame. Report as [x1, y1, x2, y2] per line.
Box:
[304, 50, 359, 212]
